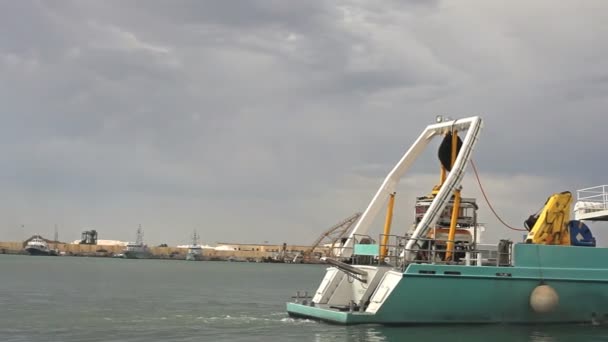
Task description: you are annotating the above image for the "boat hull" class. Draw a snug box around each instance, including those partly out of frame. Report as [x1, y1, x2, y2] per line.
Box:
[288, 269, 608, 325]
[122, 251, 151, 259]
[287, 244, 608, 325]
[25, 247, 50, 256]
[185, 254, 204, 261]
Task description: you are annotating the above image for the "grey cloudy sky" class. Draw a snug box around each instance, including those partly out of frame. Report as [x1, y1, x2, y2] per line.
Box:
[1, 1, 607, 246]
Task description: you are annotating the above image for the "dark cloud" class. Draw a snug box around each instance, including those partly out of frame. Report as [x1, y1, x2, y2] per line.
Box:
[1, 0, 607, 245]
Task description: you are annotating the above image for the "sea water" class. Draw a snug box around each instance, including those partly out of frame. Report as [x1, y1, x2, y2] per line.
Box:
[1, 255, 607, 341]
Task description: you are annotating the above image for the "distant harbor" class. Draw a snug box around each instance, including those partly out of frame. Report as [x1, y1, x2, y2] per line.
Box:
[1, 214, 359, 263]
[0, 233, 330, 263]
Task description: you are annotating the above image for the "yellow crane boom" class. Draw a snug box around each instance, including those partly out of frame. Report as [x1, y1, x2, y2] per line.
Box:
[525, 191, 572, 245]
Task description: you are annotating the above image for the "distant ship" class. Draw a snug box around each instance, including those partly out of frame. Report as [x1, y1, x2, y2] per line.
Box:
[25, 236, 51, 256]
[122, 226, 152, 259]
[186, 230, 204, 261]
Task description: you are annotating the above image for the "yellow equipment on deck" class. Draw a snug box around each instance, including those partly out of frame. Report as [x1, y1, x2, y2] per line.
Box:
[524, 191, 572, 245]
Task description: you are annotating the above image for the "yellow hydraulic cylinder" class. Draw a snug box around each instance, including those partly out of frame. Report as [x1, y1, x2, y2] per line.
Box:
[445, 130, 460, 260]
[432, 166, 447, 196]
[380, 192, 396, 260]
[450, 130, 458, 166]
[445, 189, 461, 260]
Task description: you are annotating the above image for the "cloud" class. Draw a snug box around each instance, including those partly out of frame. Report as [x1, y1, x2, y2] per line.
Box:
[0, 0, 607, 246]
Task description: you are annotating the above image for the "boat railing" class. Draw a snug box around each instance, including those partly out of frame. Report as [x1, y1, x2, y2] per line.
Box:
[576, 185, 608, 211]
[342, 234, 376, 263]
[351, 234, 512, 270]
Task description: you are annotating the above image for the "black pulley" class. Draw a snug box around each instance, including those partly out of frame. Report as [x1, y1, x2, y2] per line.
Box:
[438, 132, 463, 171]
[524, 214, 538, 231]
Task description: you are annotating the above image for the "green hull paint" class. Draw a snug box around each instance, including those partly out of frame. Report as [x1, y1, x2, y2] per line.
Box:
[287, 244, 608, 325]
[287, 302, 378, 325]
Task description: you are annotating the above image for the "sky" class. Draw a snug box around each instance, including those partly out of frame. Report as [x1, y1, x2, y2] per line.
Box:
[1, 1, 607, 246]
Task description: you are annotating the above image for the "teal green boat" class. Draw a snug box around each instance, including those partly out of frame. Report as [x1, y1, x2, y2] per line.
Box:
[287, 116, 607, 325]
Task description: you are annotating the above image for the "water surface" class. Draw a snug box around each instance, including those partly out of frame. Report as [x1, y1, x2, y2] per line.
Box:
[1, 255, 607, 341]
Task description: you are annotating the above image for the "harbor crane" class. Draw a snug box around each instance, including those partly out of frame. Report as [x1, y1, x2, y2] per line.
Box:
[302, 212, 362, 263]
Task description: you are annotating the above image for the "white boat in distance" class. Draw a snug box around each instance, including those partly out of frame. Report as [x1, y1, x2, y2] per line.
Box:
[122, 226, 152, 259]
[186, 230, 204, 261]
[25, 235, 51, 256]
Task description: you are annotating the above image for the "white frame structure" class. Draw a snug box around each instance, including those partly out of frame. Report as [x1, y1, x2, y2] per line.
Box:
[337, 116, 483, 258]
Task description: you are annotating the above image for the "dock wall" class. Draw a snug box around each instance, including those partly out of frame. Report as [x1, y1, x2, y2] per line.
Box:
[0, 241, 331, 262]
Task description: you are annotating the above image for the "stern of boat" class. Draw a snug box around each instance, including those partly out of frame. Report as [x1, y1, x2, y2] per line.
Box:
[286, 302, 379, 325]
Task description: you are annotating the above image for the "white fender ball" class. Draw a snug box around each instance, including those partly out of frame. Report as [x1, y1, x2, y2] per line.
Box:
[530, 284, 559, 313]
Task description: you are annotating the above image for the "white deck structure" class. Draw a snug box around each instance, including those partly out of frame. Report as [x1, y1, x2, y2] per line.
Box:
[574, 185, 608, 221]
